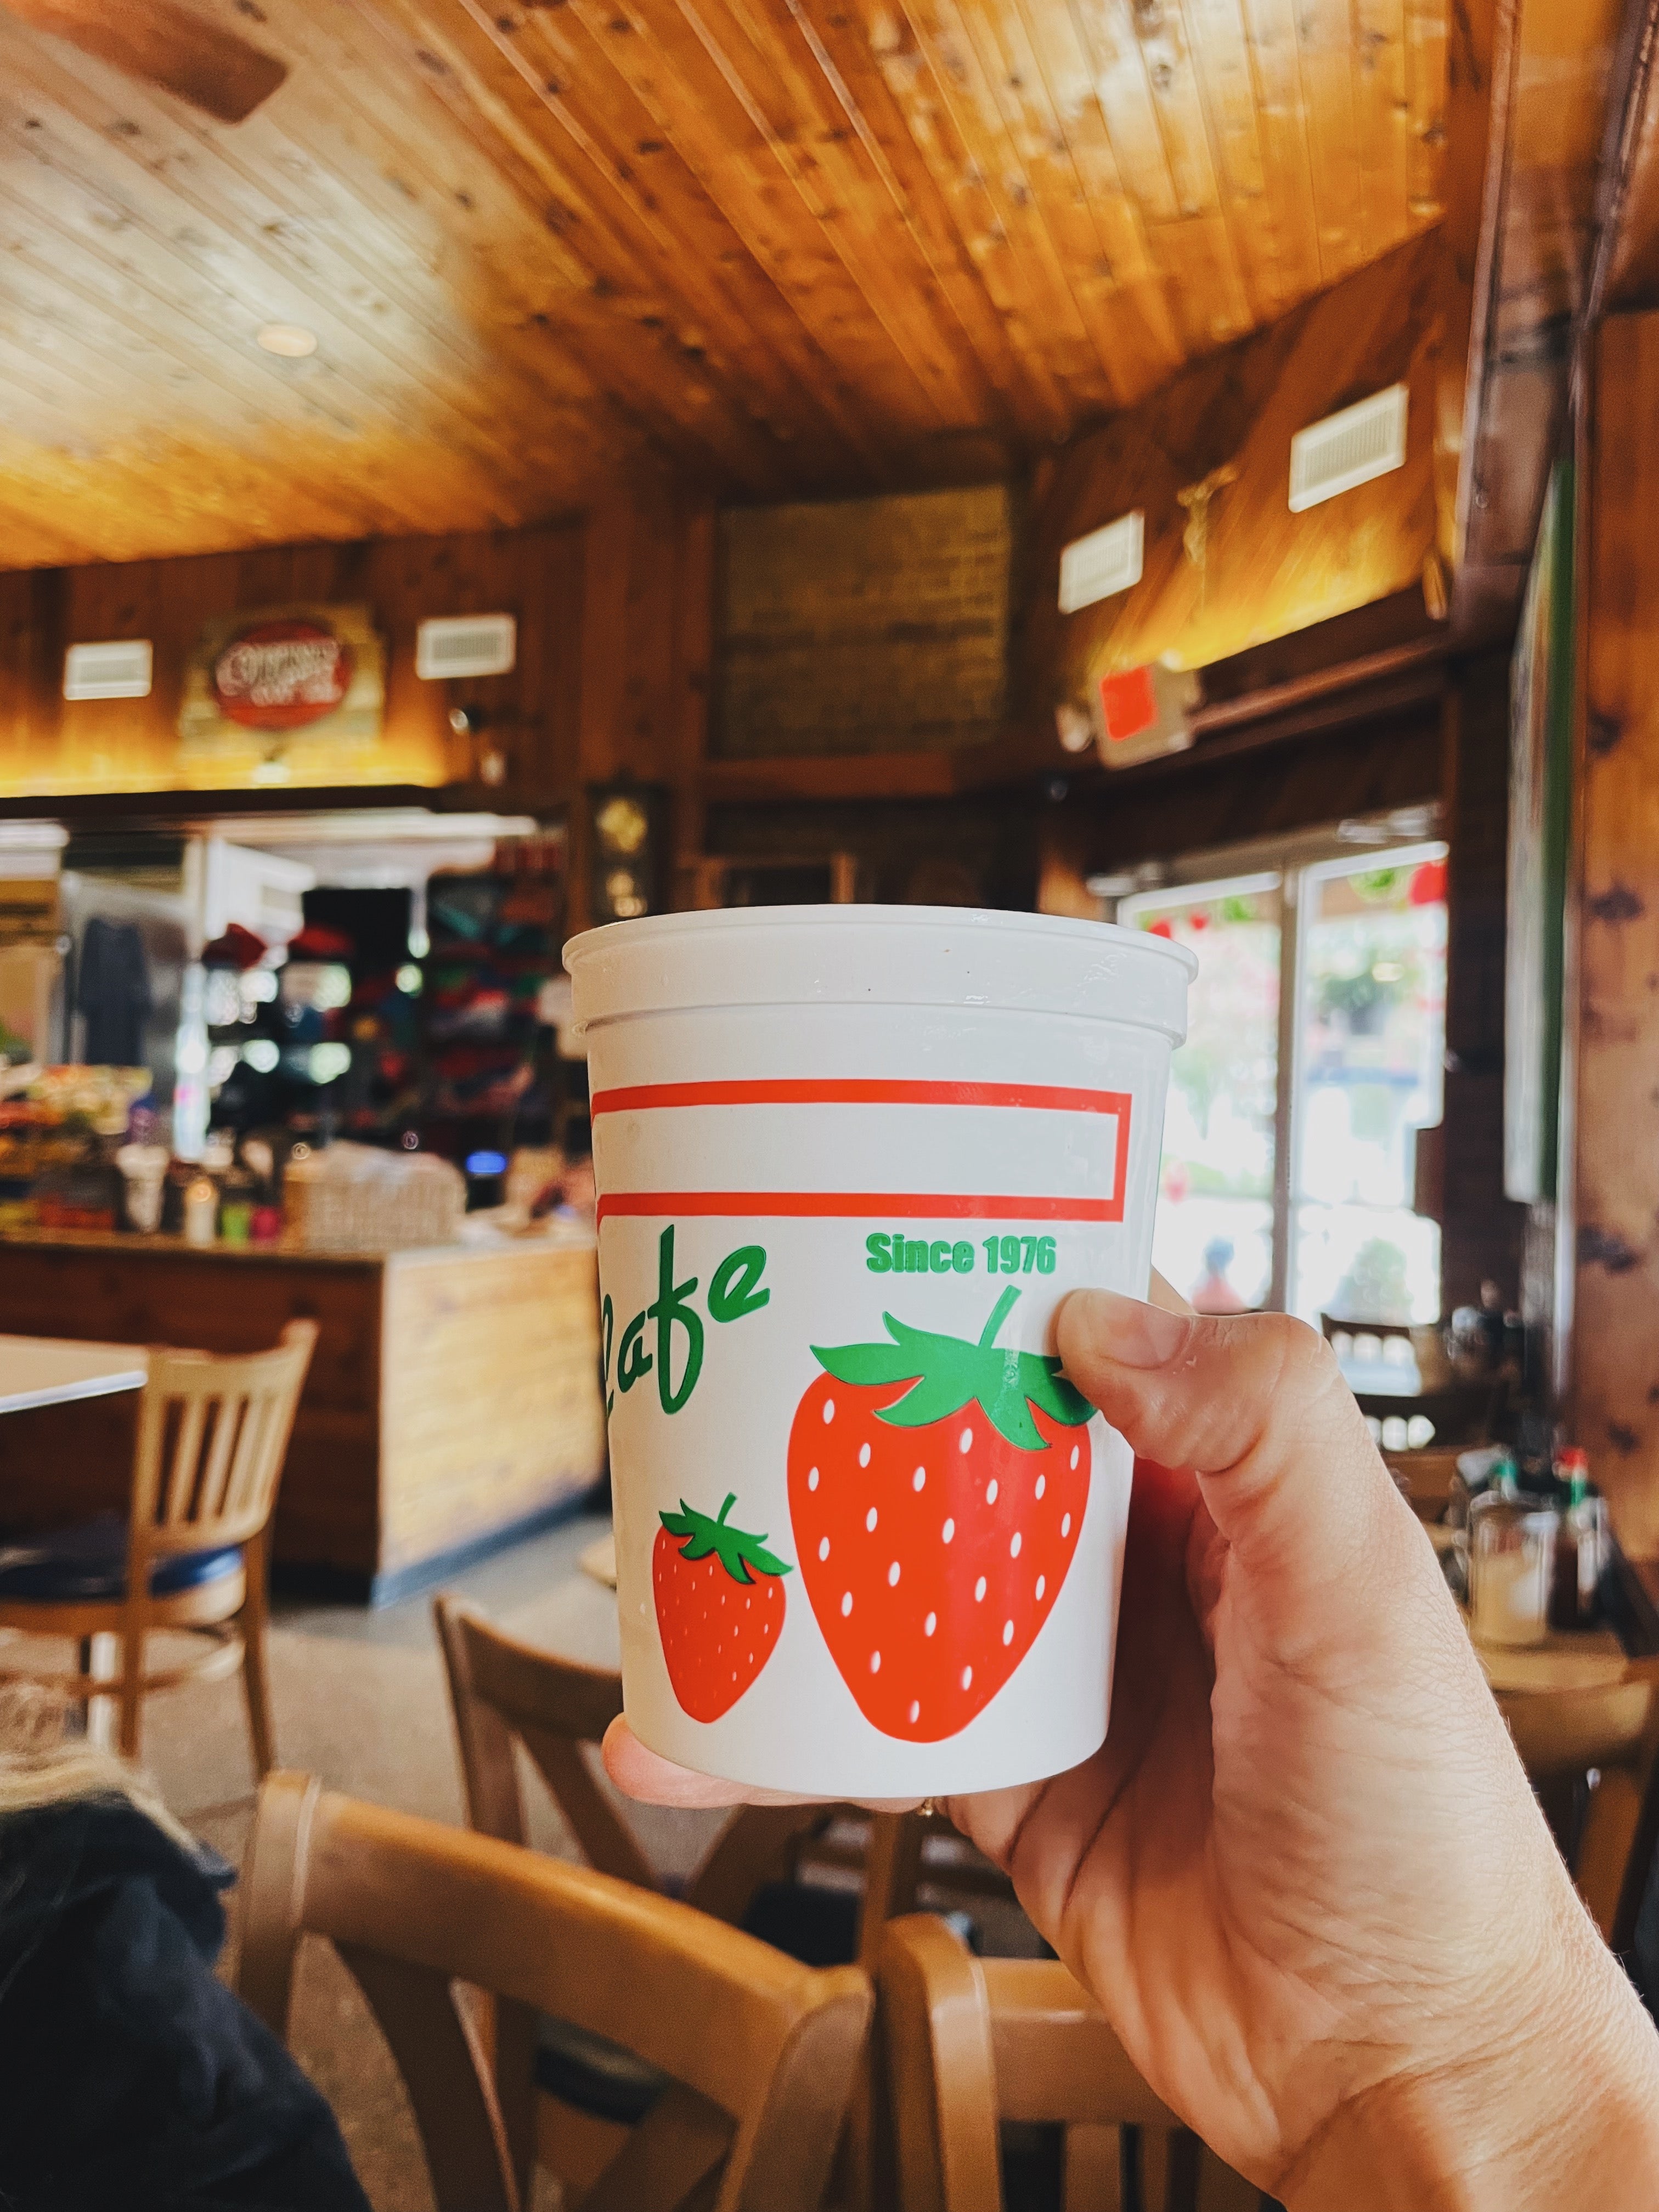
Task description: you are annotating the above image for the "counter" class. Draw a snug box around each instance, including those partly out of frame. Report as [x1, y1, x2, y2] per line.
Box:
[0, 1225, 607, 1602]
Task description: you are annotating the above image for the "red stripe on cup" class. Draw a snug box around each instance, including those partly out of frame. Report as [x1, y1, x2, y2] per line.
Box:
[595, 1190, 1124, 1226]
[590, 1078, 1131, 1118]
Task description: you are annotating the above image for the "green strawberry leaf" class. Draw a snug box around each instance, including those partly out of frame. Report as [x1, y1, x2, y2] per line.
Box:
[811, 1286, 1095, 1453]
[660, 1493, 793, 1585]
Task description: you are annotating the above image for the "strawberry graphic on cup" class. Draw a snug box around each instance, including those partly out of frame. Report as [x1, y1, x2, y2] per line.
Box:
[653, 1492, 792, 1722]
[788, 1285, 1093, 1742]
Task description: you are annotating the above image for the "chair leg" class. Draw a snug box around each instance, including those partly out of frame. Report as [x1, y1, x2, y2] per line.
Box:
[70, 1632, 119, 1750]
[116, 1621, 144, 1760]
[240, 1531, 276, 1779]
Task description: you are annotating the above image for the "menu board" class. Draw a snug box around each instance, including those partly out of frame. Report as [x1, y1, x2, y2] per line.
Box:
[715, 484, 1011, 758]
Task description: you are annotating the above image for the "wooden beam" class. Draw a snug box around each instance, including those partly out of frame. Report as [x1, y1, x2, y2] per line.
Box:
[1451, 0, 1633, 628]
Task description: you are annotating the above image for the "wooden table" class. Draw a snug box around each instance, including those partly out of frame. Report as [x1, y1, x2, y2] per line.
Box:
[0, 1334, 147, 1415]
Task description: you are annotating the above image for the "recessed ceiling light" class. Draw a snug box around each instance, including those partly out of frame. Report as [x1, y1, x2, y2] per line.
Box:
[256, 323, 317, 358]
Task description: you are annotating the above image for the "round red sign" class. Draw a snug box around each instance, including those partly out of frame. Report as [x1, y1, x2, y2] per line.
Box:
[211, 618, 354, 731]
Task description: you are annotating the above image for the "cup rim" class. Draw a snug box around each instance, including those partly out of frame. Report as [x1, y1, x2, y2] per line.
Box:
[566, 901, 1198, 977]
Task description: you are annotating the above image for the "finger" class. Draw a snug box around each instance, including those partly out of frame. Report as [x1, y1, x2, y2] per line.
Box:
[601, 1718, 926, 1815]
[1056, 1289, 1397, 1606]
[1147, 1268, 1195, 1317]
[602, 1718, 803, 1807]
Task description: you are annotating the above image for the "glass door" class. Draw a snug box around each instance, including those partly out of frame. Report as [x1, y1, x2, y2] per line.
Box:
[1120, 836, 1449, 1324]
[1288, 846, 1448, 1326]
[1120, 874, 1282, 1312]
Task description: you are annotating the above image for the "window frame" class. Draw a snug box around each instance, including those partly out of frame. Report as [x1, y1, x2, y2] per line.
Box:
[1113, 813, 1448, 1318]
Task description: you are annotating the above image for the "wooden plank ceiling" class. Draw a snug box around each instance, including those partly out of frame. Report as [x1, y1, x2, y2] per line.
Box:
[0, 0, 1450, 566]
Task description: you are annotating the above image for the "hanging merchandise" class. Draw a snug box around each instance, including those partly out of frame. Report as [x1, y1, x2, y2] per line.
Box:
[77, 917, 152, 1068]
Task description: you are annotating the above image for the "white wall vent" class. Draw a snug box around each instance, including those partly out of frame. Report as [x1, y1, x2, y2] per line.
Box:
[415, 612, 517, 680]
[63, 639, 153, 701]
[1288, 385, 1409, 514]
[1058, 510, 1144, 614]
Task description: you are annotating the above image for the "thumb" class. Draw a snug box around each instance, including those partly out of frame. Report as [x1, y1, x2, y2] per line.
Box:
[1056, 1289, 1401, 1606]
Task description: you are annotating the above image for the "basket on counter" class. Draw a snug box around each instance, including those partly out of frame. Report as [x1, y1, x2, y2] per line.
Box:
[283, 1142, 464, 1253]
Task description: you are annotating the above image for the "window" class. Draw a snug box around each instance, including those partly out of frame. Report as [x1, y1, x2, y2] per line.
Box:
[1118, 829, 1448, 1324]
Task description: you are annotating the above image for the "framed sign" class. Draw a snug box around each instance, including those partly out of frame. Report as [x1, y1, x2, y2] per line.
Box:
[178, 603, 385, 759]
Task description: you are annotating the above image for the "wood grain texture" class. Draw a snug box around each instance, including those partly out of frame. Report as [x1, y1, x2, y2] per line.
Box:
[1453, 0, 1627, 624]
[1572, 312, 1659, 1556]
[0, 522, 585, 804]
[379, 1241, 606, 1575]
[0, 0, 1453, 567]
[1022, 229, 1446, 709]
[0, 1232, 605, 1584]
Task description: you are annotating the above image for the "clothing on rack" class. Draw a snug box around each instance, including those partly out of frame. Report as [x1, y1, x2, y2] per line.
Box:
[76, 918, 151, 1067]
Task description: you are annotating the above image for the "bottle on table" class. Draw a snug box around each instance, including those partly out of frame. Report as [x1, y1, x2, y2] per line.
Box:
[1549, 1447, 1606, 1630]
[1468, 1483, 1559, 1649]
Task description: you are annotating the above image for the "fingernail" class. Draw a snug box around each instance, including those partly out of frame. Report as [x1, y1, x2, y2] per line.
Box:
[1065, 1288, 1189, 1367]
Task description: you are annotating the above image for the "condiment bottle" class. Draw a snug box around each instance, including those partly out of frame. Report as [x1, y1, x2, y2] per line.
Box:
[183, 1175, 219, 1248]
[1468, 1487, 1558, 1648]
[1553, 1448, 1605, 1629]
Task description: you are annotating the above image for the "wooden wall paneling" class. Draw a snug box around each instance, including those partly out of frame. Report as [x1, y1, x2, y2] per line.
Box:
[1021, 229, 1445, 718]
[0, 0, 1454, 568]
[0, 522, 587, 804]
[1061, 699, 1445, 874]
[569, 483, 714, 930]
[1571, 312, 1659, 1553]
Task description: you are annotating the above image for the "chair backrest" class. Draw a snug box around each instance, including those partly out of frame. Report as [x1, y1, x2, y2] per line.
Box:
[238, 1771, 871, 2212]
[1501, 1664, 1659, 1949]
[433, 1593, 826, 1922]
[130, 1321, 317, 1565]
[876, 1913, 1256, 2212]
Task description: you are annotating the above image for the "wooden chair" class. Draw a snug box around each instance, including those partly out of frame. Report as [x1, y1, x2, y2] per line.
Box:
[1493, 1659, 1659, 1948]
[433, 1592, 849, 1928]
[875, 1912, 1265, 2212]
[0, 1321, 315, 1773]
[238, 1770, 871, 2212]
[435, 1595, 1029, 1957]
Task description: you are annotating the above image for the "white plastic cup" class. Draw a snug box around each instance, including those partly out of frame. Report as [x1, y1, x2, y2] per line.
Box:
[116, 1143, 170, 1234]
[564, 906, 1193, 1798]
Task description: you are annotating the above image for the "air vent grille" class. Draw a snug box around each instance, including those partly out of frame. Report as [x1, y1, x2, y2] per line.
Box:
[1288, 386, 1409, 514]
[1057, 510, 1144, 614]
[63, 639, 153, 701]
[415, 612, 517, 680]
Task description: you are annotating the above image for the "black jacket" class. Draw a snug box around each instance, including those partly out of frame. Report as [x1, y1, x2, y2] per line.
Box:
[0, 1796, 370, 2212]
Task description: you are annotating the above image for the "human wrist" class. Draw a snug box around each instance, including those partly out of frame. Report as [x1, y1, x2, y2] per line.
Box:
[1280, 1931, 1659, 2211]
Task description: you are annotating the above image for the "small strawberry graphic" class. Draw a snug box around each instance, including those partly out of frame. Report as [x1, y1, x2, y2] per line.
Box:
[653, 1492, 792, 1722]
[789, 1286, 1092, 1742]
